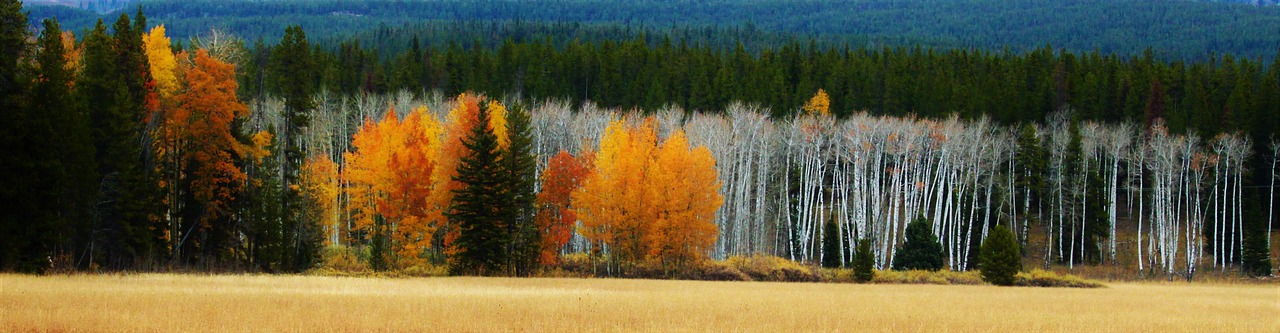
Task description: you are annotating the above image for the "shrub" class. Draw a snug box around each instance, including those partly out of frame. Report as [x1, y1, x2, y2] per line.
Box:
[725, 255, 821, 282]
[852, 238, 875, 283]
[1014, 269, 1105, 288]
[821, 218, 842, 268]
[686, 261, 750, 281]
[872, 269, 984, 285]
[892, 216, 944, 271]
[979, 226, 1021, 286]
[317, 246, 369, 273]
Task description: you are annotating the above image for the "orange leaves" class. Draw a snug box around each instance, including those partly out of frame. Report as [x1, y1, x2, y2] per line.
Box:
[572, 118, 723, 265]
[802, 88, 831, 116]
[343, 105, 444, 265]
[164, 49, 250, 223]
[535, 151, 593, 265]
[645, 130, 723, 265]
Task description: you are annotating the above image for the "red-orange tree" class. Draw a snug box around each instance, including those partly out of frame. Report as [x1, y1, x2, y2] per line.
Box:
[535, 150, 593, 265]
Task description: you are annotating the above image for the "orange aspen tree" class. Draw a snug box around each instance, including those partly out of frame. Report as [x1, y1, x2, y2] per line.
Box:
[169, 49, 252, 226]
[572, 118, 659, 264]
[645, 129, 723, 266]
[343, 106, 443, 266]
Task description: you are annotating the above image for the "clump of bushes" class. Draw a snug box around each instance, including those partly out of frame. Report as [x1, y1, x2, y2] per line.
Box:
[310, 246, 448, 277]
[725, 255, 822, 282]
[1014, 269, 1105, 288]
[873, 269, 985, 285]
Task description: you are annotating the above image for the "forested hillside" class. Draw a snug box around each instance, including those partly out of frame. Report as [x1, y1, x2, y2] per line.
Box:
[23, 0, 1280, 61]
[3, 1, 1275, 279]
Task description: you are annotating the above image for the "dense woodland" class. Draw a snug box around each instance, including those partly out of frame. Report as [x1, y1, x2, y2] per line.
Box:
[2, 2, 1276, 279]
[24, 0, 1280, 60]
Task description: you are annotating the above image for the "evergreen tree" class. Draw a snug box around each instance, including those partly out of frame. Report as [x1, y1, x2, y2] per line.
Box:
[240, 130, 284, 272]
[852, 238, 875, 283]
[821, 217, 841, 268]
[271, 25, 318, 272]
[81, 17, 161, 268]
[448, 100, 509, 276]
[892, 216, 944, 271]
[980, 225, 1022, 286]
[1015, 123, 1046, 247]
[1241, 199, 1272, 277]
[34, 18, 98, 270]
[0, 0, 43, 271]
[1082, 167, 1110, 264]
[501, 104, 540, 276]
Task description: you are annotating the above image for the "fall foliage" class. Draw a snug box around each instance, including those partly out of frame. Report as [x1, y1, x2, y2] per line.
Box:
[142, 25, 178, 97]
[572, 118, 723, 267]
[802, 88, 830, 116]
[535, 151, 593, 265]
[343, 105, 443, 266]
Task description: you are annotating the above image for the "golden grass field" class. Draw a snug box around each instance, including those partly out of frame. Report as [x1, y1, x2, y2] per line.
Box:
[1, 274, 1276, 332]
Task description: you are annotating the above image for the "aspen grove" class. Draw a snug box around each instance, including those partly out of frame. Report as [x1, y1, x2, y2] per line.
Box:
[1, 7, 1274, 279]
[239, 87, 1263, 279]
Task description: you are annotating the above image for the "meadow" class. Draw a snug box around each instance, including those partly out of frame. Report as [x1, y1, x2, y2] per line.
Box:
[2, 273, 1275, 332]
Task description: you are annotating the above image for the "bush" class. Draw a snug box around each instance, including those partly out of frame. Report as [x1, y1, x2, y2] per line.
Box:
[892, 216, 944, 271]
[872, 269, 984, 285]
[725, 255, 821, 282]
[1014, 269, 1105, 288]
[317, 246, 369, 273]
[979, 226, 1021, 286]
[851, 238, 875, 283]
[685, 261, 750, 281]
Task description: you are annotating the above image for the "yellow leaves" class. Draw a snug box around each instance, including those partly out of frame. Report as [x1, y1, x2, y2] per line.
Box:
[802, 88, 831, 116]
[301, 154, 340, 246]
[488, 100, 509, 149]
[143, 25, 179, 98]
[572, 117, 723, 265]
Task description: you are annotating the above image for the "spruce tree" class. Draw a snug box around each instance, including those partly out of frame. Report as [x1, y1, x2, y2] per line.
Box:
[448, 101, 508, 276]
[892, 216, 944, 271]
[980, 225, 1022, 286]
[852, 238, 875, 283]
[821, 217, 841, 268]
[271, 25, 318, 272]
[501, 104, 540, 276]
[1241, 199, 1272, 277]
[0, 0, 41, 271]
[34, 18, 97, 270]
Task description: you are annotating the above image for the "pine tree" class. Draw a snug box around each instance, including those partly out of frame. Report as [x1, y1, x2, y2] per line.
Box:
[501, 104, 540, 276]
[33, 18, 97, 270]
[821, 217, 841, 268]
[271, 25, 318, 272]
[852, 238, 875, 283]
[1241, 199, 1273, 277]
[892, 216, 944, 271]
[980, 225, 1022, 286]
[0, 0, 44, 271]
[448, 100, 508, 276]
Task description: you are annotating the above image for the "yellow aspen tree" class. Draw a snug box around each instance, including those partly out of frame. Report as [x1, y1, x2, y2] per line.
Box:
[802, 88, 831, 116]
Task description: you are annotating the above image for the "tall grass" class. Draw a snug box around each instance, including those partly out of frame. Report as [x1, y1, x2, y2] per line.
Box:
[2, 274, 1274, 332]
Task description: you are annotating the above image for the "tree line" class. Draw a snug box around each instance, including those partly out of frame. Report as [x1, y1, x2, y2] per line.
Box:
[2, 4, 1274, 278]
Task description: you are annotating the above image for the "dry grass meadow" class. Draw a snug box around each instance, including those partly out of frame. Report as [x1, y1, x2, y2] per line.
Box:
[2, 274, 1276, 332]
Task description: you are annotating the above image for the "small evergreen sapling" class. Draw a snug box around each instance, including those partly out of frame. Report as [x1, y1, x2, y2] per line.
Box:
[980, 225, 1022, 286]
